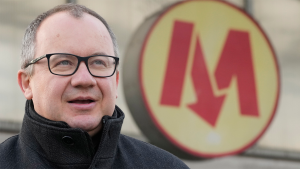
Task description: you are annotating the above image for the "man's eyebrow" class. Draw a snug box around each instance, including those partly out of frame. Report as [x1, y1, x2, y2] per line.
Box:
[90, 52, 110, 56]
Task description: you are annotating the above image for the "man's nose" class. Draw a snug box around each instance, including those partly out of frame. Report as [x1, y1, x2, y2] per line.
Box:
[70, 62, 97, 88]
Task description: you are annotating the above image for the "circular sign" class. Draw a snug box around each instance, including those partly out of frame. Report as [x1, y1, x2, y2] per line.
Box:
[123, 0, 279, 159]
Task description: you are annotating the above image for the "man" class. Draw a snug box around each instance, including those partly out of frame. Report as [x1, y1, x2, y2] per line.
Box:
[0, 3, 189, 169]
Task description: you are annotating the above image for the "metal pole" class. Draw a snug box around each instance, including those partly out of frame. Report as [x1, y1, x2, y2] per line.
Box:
[244, 0, 253, 16]
[66, 0, 77, 3]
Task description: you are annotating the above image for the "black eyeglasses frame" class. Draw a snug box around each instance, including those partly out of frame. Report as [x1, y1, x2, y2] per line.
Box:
[25, 53, 119, 77]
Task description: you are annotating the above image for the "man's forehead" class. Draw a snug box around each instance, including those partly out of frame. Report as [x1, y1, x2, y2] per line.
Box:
[36, 11, 111, 41]
[37, 11, 107, 33]
[35, 11, 114, 57]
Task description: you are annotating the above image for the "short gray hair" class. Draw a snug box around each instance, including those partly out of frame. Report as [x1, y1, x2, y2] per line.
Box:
[21, 3, 119, 75]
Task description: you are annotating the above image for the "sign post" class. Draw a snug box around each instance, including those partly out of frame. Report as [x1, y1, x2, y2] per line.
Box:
[123, 0, 279, 159]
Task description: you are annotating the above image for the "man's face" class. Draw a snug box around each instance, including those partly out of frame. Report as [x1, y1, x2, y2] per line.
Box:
[20, 12, 119, 136]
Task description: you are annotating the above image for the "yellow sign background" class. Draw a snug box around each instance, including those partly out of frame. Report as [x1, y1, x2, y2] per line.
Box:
[140, 0, 279, 157]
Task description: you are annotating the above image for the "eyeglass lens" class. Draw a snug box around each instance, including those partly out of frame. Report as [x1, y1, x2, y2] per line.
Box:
[49, 54, 116, 76]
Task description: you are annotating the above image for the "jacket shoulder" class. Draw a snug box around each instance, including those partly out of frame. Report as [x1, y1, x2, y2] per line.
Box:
[0, 134, 19, 155]
[0, 135, 20, 168]
[0, 134, 55, 168]
[114, 134, 189, 169]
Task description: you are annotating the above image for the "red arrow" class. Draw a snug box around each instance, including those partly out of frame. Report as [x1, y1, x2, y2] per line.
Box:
[215, 30, 259, 117]
[188, 37, 225, 127]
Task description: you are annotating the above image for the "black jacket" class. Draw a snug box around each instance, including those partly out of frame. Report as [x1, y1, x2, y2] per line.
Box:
[0, 100, 189, 169]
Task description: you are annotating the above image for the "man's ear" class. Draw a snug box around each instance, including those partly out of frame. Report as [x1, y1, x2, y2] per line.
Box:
[18, 69, 33, 100]
[115, 70, 119, 99]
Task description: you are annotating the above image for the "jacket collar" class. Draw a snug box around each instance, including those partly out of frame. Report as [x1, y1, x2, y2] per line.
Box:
[20, 100, 124, 166]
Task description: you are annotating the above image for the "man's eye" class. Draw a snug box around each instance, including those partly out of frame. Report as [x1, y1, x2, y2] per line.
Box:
[58, 60, 72, 65]
[92, 60, 106, 66]
[94, 60, 103, 64]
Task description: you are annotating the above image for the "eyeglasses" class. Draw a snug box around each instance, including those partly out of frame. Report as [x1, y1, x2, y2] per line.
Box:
[25, 53, 119, 77]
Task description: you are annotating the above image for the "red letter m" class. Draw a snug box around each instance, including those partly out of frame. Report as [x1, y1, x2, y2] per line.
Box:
[161, 21, 259, 127]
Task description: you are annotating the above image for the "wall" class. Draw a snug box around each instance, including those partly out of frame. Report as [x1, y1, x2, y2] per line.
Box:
[0, 0, 299, 158]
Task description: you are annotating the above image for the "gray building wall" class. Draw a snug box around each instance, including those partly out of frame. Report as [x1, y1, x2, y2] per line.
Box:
[0, 0, 300, 168]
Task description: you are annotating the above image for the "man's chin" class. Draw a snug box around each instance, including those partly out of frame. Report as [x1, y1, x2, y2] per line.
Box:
[67, 119, 102, 136]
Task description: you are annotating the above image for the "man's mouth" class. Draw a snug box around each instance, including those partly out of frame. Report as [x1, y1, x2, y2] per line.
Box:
[68, 99, 95, 104]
